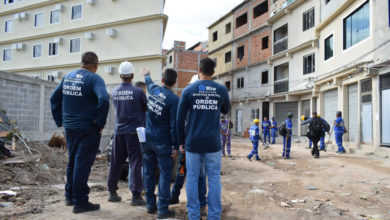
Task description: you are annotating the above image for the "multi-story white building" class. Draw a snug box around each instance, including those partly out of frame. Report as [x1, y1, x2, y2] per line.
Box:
[0, 0, 167, 85]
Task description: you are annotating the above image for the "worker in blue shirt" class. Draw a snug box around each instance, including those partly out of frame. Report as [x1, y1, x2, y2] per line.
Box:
[283, 112, 293, 159]
[247, 119, 261, 161]
[318, 114, 330, 151]
[142, 68, 179, 219]
[262, 117, 271, 145]
[177, 58, 230, 220]
[334, 111, 347, 154]
[270, 117, 277, 144]
[50, 52, 109, 214]
[107, 62, 147, 206]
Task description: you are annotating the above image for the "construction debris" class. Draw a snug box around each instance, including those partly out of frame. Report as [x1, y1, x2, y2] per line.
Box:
[48, 133, 66, 150]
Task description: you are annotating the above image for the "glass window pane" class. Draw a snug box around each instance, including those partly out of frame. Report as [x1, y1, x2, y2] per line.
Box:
[72, 5, 82, 20]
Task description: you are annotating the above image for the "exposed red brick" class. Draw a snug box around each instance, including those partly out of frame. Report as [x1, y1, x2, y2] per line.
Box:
[250, 29, 271, 64]
[236, 39, 249, 68]
[251, 0, 270, 29]
[234, 5, 250, 39]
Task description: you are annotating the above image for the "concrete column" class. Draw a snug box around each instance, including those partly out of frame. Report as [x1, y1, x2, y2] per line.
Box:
[318, 92, 324, 117]
[372, 75, 380, 149]
[298, 100, 302, 136]
[39, 85, 45, 133]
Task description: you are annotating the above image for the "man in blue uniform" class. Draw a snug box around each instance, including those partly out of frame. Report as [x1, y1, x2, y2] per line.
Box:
[270, 117, 277, 144]
[177, 58, 230, 220]
[107, 62, 147, 206]
[282, 112, 293, 159]
[262, 117, 271, 145]
[334, 111, 347, 154]
[50, 52, 109, 214]
[142, 68, 179, 219]
[247, 119, 261, 161]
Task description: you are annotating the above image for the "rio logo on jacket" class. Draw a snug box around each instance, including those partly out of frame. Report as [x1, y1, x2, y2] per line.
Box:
[193, 85, 219, 110]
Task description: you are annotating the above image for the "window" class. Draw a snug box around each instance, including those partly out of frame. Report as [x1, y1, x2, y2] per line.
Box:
[303, 53, 315, 74]
[237, 77, 244, 89]
[343, 1, 370, 49]
[34, 13, 44, 27]
[48, 75, 55, 82]
[236, 13, 247, 28]
[213, 31, 218, 42]
[225, 22, 231, 34]
[49, 42, 58, 56]
[225, 51, 231, 63]
[325, 0, 331, 4]
[5, 19, 13, 33]
[71, 4, 82, 20]
[70, 38, 81, 53]
[225, 81, 231, 91]
[251, 109, 260, 120]
[303, 8, 315, 31]
[4, 0, 14, 4]
[50, 10, 60, 24]
[237, 46, 244, 61]
[169, 55, 172, 63]
[262, 71, 269, 84]
[33, 44, 42, 58]
[262, 36, 269, 49]
[324, 35, 333, 60]
[3, 49, 11, 61]
[253, 1, 268, 18]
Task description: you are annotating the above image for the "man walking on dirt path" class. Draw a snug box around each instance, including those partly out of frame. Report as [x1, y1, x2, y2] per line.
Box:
[334, 111, 347, 154]
[177, 58, 230, 220]
[220, 115, 232, 157]
[142, 68, 179, 219]
[50, 52, 109, 214]
[306, 112, 325, 158]
[271, 117, 277, 144]
[107, 61, 147, 206]
[262, 116, 271, 146]
[248, 119, 261, 161]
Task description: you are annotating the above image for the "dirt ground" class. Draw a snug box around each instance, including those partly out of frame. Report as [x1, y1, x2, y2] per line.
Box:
[1, 137, 390, 220]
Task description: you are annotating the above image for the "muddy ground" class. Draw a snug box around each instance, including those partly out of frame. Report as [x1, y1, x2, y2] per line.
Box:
[1, 138, 390, 220]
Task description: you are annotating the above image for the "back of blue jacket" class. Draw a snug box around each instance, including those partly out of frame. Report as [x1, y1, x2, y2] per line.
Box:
[144, 75, 179, 149]
[50, 69, 109, 131]
[112, 83, 147, 134]
[177, 80, 230, 153]
[249, 125, 260, 141]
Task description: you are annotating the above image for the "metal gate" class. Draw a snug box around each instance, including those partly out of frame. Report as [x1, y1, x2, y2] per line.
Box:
[361, 102, 372, 143]
[381, 73, 390, 146]
[275, 102, 298, 136]
[348, 84, 359, 142]
[324, 89, 338, 142]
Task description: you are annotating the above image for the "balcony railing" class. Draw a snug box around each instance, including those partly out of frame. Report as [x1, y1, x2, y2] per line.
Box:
[273, 37, 288, 55]
[274, 78, 289, 94]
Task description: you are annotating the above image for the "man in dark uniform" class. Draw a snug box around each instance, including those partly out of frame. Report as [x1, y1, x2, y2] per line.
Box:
[51, 52, 109, 214]
[107, 61, 147, 206]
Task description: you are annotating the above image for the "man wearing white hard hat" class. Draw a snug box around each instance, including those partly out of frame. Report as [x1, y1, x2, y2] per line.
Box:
[107, 61, 147, 206]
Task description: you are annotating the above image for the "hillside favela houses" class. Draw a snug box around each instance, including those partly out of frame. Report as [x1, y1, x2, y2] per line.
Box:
[0, 0, 167, 84]
[208, 0, 390, 154]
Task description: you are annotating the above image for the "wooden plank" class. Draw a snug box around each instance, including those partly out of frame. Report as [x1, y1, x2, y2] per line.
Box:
[0, 131, 10, 138]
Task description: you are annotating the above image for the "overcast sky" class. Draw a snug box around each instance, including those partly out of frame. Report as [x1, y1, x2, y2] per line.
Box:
[163, 0, 243, 49]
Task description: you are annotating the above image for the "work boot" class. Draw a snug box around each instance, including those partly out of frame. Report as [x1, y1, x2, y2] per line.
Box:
[255, 157, 261, 161]
[314, 154, 320, 159]
[169, 196, 179, 205]
[108, 191, 122, 202]
[264, 145, 270, 150]
[228, 154, 233, 158]
[247, 155, 252, 161]
[131, 194, 146, 206]
[65, 198, 73, 206]
[73, 202, 100, 214]
[147, 206, 157, 214]
[311, 149, 315, 156]
[157, 209, 175, 219]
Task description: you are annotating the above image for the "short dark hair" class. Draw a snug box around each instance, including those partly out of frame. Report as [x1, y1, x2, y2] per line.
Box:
[135, 81, 146, 88]
[199, 58, 216, 76]
[162, 68, 177, 87]
[312, 112, 317, 116]
[81, 51, 98, 66]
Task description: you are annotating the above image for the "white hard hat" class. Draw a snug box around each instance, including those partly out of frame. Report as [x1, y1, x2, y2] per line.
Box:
[190, 74, 199, 84]
[118, 61, 134, 76]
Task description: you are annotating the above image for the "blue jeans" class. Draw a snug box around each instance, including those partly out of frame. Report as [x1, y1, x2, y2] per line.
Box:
[141, 141, 173, 214]
[248, 141, 260, 160]
[263, 130, 270, 144]
[335, 131, 345, 152]
[186, 151, 222, 220]
[171, 151, 207, 207]
[65, 124, 100, 207]
[271, 129, 276, 144]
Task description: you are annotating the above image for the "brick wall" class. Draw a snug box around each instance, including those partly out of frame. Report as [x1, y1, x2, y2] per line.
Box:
[250, 29, 272, 63]
[251, 0, 270, 29]
[236, 39, 249, 68]
[234, 5, 250, 39]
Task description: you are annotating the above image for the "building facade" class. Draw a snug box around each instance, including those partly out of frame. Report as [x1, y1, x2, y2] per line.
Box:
[0, 0, 167, 85]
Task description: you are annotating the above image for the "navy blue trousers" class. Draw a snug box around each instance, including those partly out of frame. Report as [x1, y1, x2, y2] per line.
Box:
[65, 124, 100, 207]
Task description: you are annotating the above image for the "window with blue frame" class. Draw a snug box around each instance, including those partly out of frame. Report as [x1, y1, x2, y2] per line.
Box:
[343, 1, 370, 50]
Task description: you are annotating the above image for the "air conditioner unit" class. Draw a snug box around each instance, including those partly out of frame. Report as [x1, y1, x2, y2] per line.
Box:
[52, 71, 63, 78]
[84, 32, 95, 40]
[14, 13, 21, 20]
[86, 0, 96, 5]
[105, 66, 115, 74]
[53, 37, 64, 45]
[55, 4, 64, 11]
[12, 43, 26, 51]
[106, 28, 117, 37]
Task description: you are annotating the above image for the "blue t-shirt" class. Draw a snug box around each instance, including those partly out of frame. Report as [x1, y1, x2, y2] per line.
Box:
[50, 69, 109, 131]
[249, 125, 260, 141]
[271, 120, 278, 130]
[112, 83, 147, 134]
[262, 120, 271, 130]
[334, 117, 345, 132]
[144, 75, 179, 149]
[285, 118, 293, 135]
[177, 80, 230, 153]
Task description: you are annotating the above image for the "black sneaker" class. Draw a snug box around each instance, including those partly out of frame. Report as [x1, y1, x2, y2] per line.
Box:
[169, 196, 179, 205]
[311, 150, 315, 156]
[147, 206, 157, 214]
[247, 156, 252, 161]
[255, 157, 261, 161]
[157, 209, 175, 219]
[314, 154, 320, 159]
[73, 202, 100, 214]
[131, 195, 146, 206]
[65, 198, 73, 206]
[108, 191, 122, 202]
